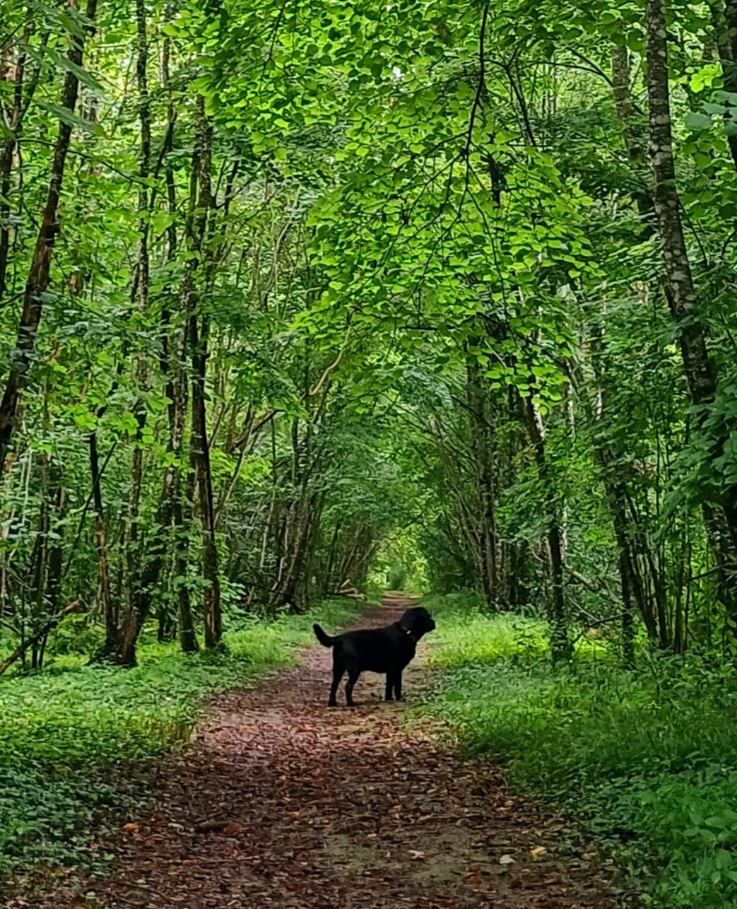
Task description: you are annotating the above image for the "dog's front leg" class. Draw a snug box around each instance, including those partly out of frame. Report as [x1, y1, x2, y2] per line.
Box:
[393, 672, 403, 701]
[345, 667, 360, 707]
[384, 674, 394, 701]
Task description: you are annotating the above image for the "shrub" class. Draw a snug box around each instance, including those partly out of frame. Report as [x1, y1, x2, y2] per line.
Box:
[422, 593, 737, 908]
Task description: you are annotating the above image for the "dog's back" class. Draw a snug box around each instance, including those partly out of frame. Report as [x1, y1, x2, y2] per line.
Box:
[339, 625, 406, 673]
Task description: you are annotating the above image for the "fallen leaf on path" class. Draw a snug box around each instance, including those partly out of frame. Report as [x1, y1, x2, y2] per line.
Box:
[3, 600, 624, 909]
[194, 819, 243, 834]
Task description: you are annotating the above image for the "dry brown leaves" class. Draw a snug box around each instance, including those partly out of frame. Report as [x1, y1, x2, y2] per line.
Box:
[4, 595, 633, 909]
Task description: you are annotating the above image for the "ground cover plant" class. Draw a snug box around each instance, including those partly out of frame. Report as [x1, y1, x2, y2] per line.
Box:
[424, 592, 737, 907]
[0, 597, 362, 879]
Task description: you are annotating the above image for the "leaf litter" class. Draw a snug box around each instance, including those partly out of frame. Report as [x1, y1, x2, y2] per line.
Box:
[4, 595, 634, 909]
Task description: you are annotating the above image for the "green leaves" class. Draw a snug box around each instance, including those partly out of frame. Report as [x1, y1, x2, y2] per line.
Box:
[685, 111, 714, 131]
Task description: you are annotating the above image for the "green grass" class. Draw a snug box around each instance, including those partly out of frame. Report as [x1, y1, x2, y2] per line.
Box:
[0, 597, 363, 879]
[421, 592, 737, 908]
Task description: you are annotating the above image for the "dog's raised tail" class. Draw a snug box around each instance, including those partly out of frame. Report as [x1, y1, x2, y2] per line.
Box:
[313, 623, 335, 647]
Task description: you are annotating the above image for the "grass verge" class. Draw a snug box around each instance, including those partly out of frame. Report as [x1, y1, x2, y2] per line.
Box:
[0, 597, 364, 881]
[421, 591, 737, 908]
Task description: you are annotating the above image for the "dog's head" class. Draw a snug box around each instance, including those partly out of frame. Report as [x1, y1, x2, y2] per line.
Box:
[399, 606, 436, 641]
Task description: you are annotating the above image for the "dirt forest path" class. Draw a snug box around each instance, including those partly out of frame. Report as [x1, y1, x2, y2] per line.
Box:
[19, 594, 628, 909]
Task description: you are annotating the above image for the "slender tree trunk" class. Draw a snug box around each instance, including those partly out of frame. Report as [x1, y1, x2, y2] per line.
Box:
[191, 314, 222, 647]
[611, 45, 653, 223]
[724, 0, 737, 70]
[646, 3, 718, 421]
[89, 430, 114, 648]
[523, 394, 572, 661]
[646, 0, 737, 624]
[125, 0, 153, 615]
[466, 359, 500, 609]
[585, 328, 659, 646]
[29, 455, 51, 669]
[169, 316, 197, 653]
[0, 0, 99, 472]
[708, 0, 737, 170]
[0, 26, 45, 300]
[116, 490, 171, 666]
[0, 35, 26, 302]
[157, 25, 196, 653]
[185, 97, 221, 649]
[0, 598, 79, 677]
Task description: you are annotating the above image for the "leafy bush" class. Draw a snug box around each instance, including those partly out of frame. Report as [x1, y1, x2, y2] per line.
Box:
[423, 591, 548, 667]
[0, 597, 362, 879]
[422, 593, 737, 908]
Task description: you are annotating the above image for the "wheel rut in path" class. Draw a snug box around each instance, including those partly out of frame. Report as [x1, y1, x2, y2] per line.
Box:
[20, 593, 628, 908]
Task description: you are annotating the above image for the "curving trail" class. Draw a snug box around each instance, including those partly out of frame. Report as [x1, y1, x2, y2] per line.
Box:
[12, 595, 629, 909]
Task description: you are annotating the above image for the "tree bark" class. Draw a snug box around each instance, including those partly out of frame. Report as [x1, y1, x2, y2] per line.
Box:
[191, 314, 222, 647]
[611, 45, 654, 223]
[124, 0, 153, 621]
[0, 34, 26, 302]
[708, 0, 737, 171]
[158, 25, 197, 653]
[522, 394, 572, 661]
[646, 0, 737, 623]
[724, 0, 737, 70]
[89, 430, 114, 648]
[0, 0, 99, 472]
[187, 97, 221, 649]
[466, 358, 500, 608]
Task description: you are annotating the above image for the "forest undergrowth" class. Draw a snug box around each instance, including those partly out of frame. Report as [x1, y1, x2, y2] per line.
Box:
[0, 597, 363, 884]
[423, 592, 737, 908]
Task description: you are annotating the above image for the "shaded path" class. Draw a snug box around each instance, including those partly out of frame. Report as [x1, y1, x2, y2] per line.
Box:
[21, 595, 627, 908]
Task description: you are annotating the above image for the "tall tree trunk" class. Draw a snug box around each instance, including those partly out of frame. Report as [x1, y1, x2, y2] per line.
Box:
[125, 0, 153, 617]
[611, 45, 653, 223]
[114, 0, 171, 665]
[114, 490, 170, 666]
[646, 0, 737, 625]
[29, 455, 51, 669]
[26, 453, 65, 671]
[0, 25, 44, 301]
[89, 430, 114, 649]
[0, 0, 99, 472]
[585, 327, 660, 647]
[523, 394, 572, 661]
[724, 0, 737, 70]
[0, 33, 26, 302]
[191, 314, 222, 647]
[466, 359, 500, 608]
[708, 0, 737, 171]
[157, 23, 197, 653]
[186, 97, 221, 649]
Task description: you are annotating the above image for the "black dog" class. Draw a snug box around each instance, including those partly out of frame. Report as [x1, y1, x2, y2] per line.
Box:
[313, 606, 436, 707]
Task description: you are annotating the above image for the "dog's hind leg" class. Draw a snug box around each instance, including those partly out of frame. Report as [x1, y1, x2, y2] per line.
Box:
[345, 666, 361, 707]
[329, 657, 344, 707]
